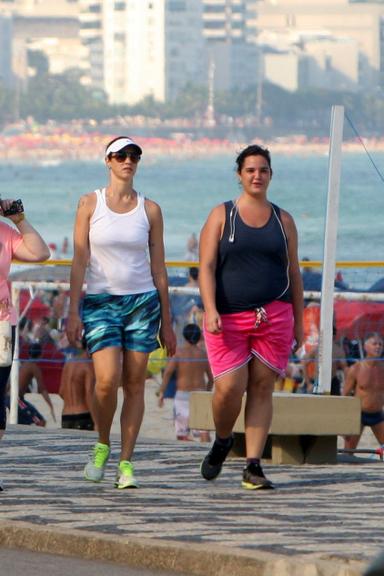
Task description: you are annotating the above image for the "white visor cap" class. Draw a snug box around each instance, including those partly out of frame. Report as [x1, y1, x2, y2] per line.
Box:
[105, 137, 142, 157]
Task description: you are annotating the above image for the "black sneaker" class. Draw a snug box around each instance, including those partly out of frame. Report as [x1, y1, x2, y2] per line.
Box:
[200, 436, 234, 480]
[242, 463, 274, 490]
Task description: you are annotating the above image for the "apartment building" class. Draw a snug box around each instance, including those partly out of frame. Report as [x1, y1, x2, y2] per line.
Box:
[202, 0, 249, 43]
[202, 1, 261, 92]
[79, 0, 205, 105]
[0, 15, 13, 87]
[0, 0, 83, 78]
[247, 0, 384, 91]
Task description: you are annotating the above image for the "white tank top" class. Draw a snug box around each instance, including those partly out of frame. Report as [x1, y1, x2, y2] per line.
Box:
[86, 188, 156, 295]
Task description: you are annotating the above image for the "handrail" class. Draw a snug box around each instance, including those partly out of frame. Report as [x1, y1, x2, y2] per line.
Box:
[11, 259, 384, 268]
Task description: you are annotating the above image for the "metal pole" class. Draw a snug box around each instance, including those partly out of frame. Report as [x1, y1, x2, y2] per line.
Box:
[9, 285, 20, 424]
[316, 105, 344, 394]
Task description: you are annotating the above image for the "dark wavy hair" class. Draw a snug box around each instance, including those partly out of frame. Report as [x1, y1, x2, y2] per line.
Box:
[235, 145, 272, 175]
[182, 323, 201, 345]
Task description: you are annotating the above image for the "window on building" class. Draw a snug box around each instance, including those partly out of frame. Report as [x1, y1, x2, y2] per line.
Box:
[169, 1, 186, 11]
[114, 2, 126, 9]
[205, 21, 225, 29]
[204, 5, 225, 13]
[83, 37, 98, 45]
[80, 21, 101, 29]
[114, 33, 126, 42]
[88, 4, 101, 12]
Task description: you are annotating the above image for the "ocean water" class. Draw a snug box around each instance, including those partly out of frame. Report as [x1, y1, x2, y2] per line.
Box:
[1, 151, 383, 285]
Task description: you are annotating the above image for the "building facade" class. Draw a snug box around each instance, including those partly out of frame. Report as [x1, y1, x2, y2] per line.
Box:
[247, 0, 384, 91]
[79, 0, 205, 105]
[0, 15, 13, 88]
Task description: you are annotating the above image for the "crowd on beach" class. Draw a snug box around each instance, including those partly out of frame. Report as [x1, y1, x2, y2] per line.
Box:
[3, 118, 384, 163]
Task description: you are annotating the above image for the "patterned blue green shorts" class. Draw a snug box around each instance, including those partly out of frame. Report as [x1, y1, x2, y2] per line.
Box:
[82, 290, 161, 355]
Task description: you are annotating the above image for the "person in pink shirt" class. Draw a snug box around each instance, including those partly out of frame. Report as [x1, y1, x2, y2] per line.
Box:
[0, 199, 50, 490]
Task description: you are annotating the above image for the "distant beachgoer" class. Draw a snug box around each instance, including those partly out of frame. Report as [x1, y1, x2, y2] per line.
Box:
[15, 343, 56, 426]
[199, 144, 303, 490]
[48, 243, 58, 260]
[301, 324, 347, 394]
[301, 257, 348, 293]
[343, 332, 384, 451]
[0, 199, 50, 490]
[171, 266, 203, 343]
[66, 136, 176, 489]
[59, 342, 95, 431]
[301, 257, 322, 292]
[61, 236, 69, 256]
[184, 232, 199, 261]
[157, 323, 212, 442]
[51, 289, 69, 331]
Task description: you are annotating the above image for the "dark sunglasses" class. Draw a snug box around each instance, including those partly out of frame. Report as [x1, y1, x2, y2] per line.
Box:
[109, 151, 141, 163]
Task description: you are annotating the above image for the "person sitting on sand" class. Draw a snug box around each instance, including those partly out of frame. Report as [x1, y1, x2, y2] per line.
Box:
[12, 343, 56, 426]
[59, 340, 96, 431]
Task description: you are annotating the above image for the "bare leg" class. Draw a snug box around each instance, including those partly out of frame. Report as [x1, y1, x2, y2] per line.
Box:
[120, 349, 149, 461]
[91, 347, 121, 446]
[200, 431, 211, 443]
[245, 357, 276, 459]
[212, 364, 249, 438]
[344, 432, 362, 451]
[371, 422, 384, 445]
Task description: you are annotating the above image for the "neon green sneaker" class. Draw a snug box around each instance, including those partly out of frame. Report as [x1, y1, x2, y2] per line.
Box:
[84, 442, 110, 482]
[115, 460, 138, 489]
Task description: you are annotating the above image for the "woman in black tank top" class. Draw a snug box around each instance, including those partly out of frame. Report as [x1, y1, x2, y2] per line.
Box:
[199, 144, 304, 490]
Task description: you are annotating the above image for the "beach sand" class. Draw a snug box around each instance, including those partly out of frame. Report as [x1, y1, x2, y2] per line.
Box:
[22, 381, 377, 451]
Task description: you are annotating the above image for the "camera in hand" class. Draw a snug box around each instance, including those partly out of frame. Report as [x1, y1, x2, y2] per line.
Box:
[2, 199, 24, 216]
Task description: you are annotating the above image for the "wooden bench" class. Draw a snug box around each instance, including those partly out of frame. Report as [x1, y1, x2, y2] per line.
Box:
[189, 391, 361, 464]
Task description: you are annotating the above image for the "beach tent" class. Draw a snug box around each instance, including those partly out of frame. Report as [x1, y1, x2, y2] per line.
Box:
[303, 301, 384, 343]
[334, 301, 384, 340]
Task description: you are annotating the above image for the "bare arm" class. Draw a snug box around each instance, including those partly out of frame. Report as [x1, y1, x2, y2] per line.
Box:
[199, 205, 225, 334]
[281, 210, 304, 352]
[301, 347, 315, 385]
[343, 364, 358, 397]
[146, 199, 176, 356]
[66, 193, 94, 347]
[35, 364, 56, 421]
[205, 362, 214, 391]
[1, 200, 51, 262]
[158, 356, 178, 407]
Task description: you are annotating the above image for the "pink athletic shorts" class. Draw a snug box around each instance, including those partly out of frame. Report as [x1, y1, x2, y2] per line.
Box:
[203, 301, 294, 380]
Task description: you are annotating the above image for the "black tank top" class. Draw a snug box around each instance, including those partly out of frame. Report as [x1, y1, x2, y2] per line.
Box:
[215, 201, 291, 313]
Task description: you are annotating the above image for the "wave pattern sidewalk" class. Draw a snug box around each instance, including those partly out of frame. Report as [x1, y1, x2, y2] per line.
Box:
[0, 426, 383, 575]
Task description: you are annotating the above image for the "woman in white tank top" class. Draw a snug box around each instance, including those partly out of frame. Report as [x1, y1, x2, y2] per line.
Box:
[67, 136, 176, 489]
